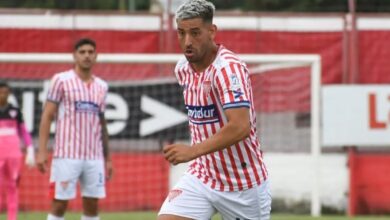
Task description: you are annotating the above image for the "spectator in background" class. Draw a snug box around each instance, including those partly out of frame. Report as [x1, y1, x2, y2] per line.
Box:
[37, 38, 113, 220]
[0, 81, 35, 220]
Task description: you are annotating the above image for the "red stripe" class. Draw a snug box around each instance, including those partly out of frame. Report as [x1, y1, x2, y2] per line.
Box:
[194, 123, 205, 180]
[76, 77, 83, 159]
[200, 74, 215, 185]
[49, 76, 61, 101]
[209, 91, 234, 190]
[226, 146, 243, 190]
[225, 56, 240, 62]
[190, 79, 203, 178]
[85, 83, 91, 159]
[82, 81, 87, 159]
[243, 140, 261, 185]
[62, 79, 71, 158]
[214, 76, 226, 105]
[221, 67, 235, 103]
[70, 77, 78, 159]
[93, 84, 99, 159]
[60, 78, 70, 157]
[49, 75, 60, 157]
[220, 50, 235, 56]
[190, 70, 195, 106]
[176, 66, 184, 83]
[202, 125, 216, 187]
[234, 143, 252, 188]
[210, 123, 224, 191]
[183, 68, 191, 106]
[251, 139, 267, 181]
[234, 63, 247, 102]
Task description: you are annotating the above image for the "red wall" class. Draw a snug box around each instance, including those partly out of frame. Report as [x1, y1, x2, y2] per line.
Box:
[349, 151, 390, 215]
[1, 26, 389, 84]
[0, 153, 170, 211]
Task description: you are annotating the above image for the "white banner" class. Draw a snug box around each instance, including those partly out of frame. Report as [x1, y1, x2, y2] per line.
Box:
[322, 85, 390, 147]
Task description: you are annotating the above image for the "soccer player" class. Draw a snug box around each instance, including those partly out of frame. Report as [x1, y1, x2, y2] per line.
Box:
[37, 38, 113, 220]
[0, 82, 35, 220]
[158, 0, 271, 219]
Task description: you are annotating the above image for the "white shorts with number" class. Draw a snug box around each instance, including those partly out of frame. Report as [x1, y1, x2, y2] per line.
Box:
[49, 158, 106, 200]
[158, 173, 272, 220]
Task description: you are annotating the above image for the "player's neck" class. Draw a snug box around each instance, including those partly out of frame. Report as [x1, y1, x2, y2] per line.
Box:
[74, 66, 93, 83]
[192, 43, 219, 73]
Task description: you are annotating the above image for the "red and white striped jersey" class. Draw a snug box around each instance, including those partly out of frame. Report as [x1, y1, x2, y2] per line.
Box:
[175, 45, 268, 191]
[47, 69, 108, 160]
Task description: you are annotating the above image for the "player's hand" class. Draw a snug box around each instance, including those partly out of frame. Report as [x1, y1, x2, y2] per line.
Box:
[163, 143, 197, 165]
[25, 146, 36, 168]
[36, 150, 48, 173]
[105, 160, 113, 180]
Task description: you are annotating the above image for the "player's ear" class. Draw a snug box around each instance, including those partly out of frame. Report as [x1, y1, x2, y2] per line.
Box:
[209, 24, 217, 40]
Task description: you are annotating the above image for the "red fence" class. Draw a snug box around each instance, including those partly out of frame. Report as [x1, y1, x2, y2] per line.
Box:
[3, 153, 169, 212]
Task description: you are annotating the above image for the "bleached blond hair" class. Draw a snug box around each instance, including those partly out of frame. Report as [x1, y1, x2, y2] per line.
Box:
[175, 0, 215, 23]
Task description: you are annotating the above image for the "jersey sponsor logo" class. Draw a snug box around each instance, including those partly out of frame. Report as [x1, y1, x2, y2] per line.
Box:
[75, 101, 100, 114]
[167, 189, 183, 202]
[186, 104, 219, 124]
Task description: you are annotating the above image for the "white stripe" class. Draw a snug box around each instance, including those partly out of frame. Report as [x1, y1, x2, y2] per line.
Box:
[0, 14, 160, 30]
[63, 80, 70, 158]
[189, 119, 219, 124]
[215, 16, 344, 31]
[2, 13, 390, 32]
[357, 17, 390, 30]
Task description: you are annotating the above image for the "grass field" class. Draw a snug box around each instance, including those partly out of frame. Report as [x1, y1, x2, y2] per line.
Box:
[1, 212, 389, 220]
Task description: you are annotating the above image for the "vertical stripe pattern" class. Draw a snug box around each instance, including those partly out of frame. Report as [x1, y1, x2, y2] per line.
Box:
[47, 69, 108, 160]
[175, 45, 268, 191]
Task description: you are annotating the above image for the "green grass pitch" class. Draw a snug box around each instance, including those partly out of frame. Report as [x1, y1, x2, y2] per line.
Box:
[2, 212, 390, 220]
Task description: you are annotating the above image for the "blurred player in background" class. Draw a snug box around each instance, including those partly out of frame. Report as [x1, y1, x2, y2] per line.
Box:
[0, 82, 35, 220]
[37, 38, 113, 220]
[159, 0, 271, 219]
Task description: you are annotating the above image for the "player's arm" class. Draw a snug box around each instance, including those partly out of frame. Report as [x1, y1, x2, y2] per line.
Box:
[37, 101, 58, 173]
[16, 110, 35, 167]
[163, 107, 250, 165]
[194, 107, 250, 154]
[100, 113, 113, 180]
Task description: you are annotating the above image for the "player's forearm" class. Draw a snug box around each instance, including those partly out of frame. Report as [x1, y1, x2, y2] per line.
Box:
[100, 116, 111, 161]
[192, 121, 250, 157]
[38, 114, 52, 153]
[102, 126, 110, 161]
[18, 123, 33, 147]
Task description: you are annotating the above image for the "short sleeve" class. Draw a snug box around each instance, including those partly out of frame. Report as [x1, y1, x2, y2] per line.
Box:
[47, 74, 64, 103]
[213, 63, 251, 109]
[100, 84, 108, 113]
